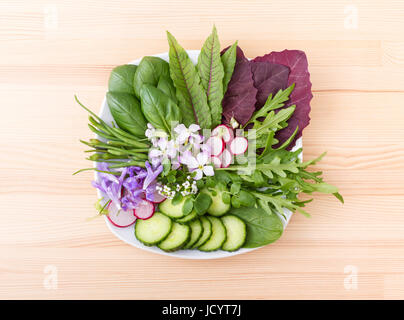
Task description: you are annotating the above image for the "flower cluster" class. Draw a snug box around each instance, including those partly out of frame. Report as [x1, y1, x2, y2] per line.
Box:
[92, 162, 162, 210]
[146, 123, 214, 181]
[156, 175, 198, 199]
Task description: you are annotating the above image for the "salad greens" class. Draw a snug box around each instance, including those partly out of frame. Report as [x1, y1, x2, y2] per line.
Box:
[139, 84, 181, 133]
[76, 26, 343, 252]
[197, 25, 225, 127]
[167, 31, 212, 128]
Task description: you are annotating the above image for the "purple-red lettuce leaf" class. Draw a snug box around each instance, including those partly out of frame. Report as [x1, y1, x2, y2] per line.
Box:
[253, 50, 312, 149]
[250, 61, 290, 109]
[221, 46, 257, 126]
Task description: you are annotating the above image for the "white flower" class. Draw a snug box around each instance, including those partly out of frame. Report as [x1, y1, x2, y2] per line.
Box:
[186, 152, 214, 180]
[149, 138, 177, 164]
[174, 124, 200, 144]
[145, 123, 168, 147]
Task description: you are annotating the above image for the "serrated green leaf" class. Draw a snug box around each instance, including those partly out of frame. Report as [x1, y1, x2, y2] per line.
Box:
[167, 31, 212, 128]
[197, 26, 225, 127]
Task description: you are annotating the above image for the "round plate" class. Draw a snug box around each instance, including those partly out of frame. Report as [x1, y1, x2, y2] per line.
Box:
[95, 50, 302, 259]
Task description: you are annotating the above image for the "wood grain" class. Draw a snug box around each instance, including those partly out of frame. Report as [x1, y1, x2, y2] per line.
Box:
[1, 0, 404, 300]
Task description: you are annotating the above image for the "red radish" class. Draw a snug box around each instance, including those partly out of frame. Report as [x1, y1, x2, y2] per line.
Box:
[206, 136, 224, 156]
[210, 156, 222, 168]
[107, 202, 136, 227]
[229, 137, 248, 155]
[150, 191, 166, 204]
[212, 125, 233, 143]
[220, 149, 232, 168]
[134, 199, 155, 220]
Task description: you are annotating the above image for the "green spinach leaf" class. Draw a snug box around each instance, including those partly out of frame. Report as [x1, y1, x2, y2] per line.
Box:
[140, 84, 182, 133]
[167, 31, 212, 128]
[133, 56, 170, 98]
[157, 75, 178, 103]
[230, 207, 284, 248]
[106, 92, 147, 138]
[108, 64, 138, 94]
[197, 26, 224, 127]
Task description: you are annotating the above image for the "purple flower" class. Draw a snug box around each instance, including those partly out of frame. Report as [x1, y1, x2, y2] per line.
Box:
[143, 161, 163, 190]
[92, 162, 162, 211]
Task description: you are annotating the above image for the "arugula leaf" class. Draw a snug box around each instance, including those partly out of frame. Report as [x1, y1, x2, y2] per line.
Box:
[133, 56, 170, 98]
[197, 26, 225, 127]
[221, 41, 238, 93]
[139, 84, 181, 133]
[167, 31, 212, 128]
[108, 64, 138, 94]
[106, 92, 147, 138]
[230, 207, 284, 248]
[246, 106, 296, 147]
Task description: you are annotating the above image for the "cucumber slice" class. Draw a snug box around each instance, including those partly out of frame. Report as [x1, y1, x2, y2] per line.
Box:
[175, 210, 197, 224]
[221, 215, 246, 251]
[159, 196, 192, 219]
[158, 222, 190, 252]
[184, 219, 203, 249]
[198, 216, 227, 252]
[135, 212, 172, 246]
[192, 217, 212, 249]
[202, 188, 230, 217]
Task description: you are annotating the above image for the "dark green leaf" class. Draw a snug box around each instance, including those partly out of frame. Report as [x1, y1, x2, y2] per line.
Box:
[230, 207, 284, 248]
[106, 92, 147, 138]
[133, 56, 170, 98]
[108, 64, 138, 94]
[140, 84, 182, 133]
[157, 76, 178, 103]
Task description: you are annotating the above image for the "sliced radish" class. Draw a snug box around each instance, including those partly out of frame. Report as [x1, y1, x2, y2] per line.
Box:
[212, 125, 233, 143]
[134, 199, 155, 220]
[150, 191, 166, 204]
[229, 136, 248, 155]
[220, 149, 232, 168]
[210, 156, 222, 168]
[107, 202, 136, 228]
[206, 136, 225, 156]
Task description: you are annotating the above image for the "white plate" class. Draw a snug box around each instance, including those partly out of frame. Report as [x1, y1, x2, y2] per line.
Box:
[95, 50, 302, 259]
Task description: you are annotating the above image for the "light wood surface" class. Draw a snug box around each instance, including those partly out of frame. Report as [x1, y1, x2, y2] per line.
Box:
[1, 0, 404, 300]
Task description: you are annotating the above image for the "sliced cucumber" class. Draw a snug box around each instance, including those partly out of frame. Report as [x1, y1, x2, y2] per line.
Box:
[135, 212, 172, 246]
[202, 188, 230, 217]
[198, 216, 227, 252]
[184, 219, 203, 249]
[158, 222, 190, 252]
[159, 196, 192, 219]
[175, 210, 197, 224]
[221, 215, 246, 251]
[192, 216, 212, 249]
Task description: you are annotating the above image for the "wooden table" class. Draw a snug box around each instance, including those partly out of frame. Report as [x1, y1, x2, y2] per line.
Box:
[1, 0, 404, 300]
